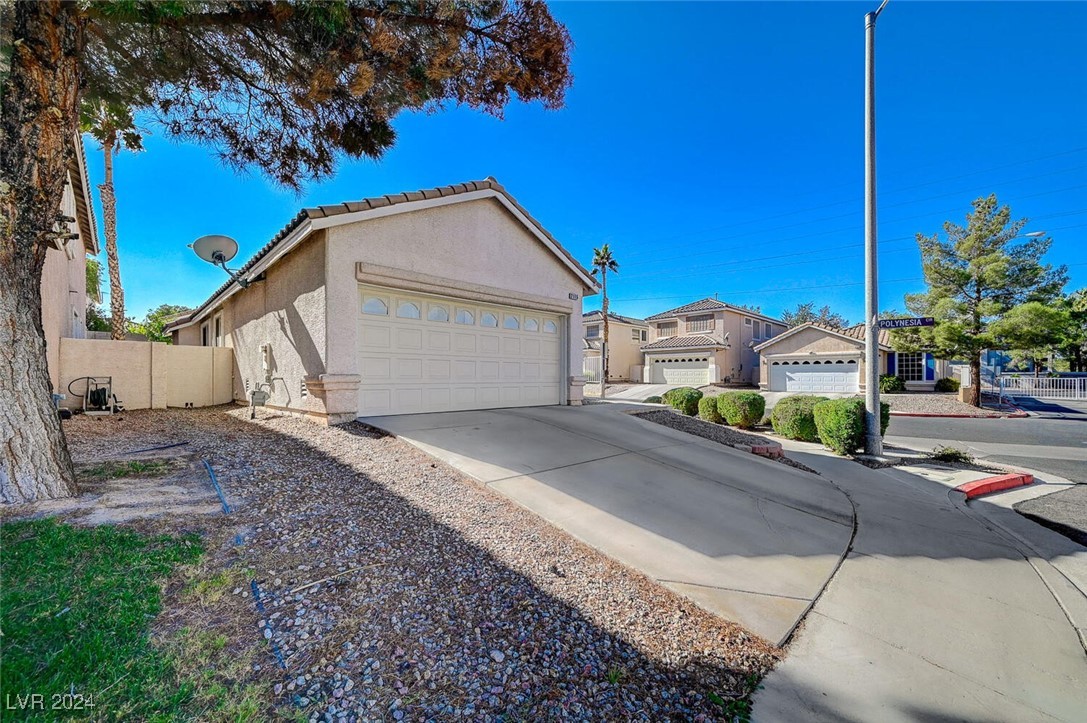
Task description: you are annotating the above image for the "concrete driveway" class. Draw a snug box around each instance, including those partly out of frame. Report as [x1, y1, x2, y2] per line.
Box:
[604, 383, 679, 401]
[361, 403, 853, 645]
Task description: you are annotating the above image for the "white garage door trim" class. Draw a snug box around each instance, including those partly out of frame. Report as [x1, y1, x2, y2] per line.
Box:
[649, 355, 712, 385]
[769, 359, 859, 393]
[357, 284, 565, 416]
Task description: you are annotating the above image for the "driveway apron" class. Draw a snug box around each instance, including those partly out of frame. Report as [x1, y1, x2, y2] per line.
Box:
[362, 404, 853, 645]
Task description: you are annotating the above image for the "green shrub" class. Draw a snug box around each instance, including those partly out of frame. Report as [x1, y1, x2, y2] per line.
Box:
[770, 395, 828, 442]
[813, 398, 865, 455]
[716, 391, 766, 429]
[669, 388, 703, 416]
[813, 398, 891, 454]
[698, 396, 722, 423]
[879, 374, 906, 392]
[661, 387, 697, 405]
[934, 377, 959, 393]
[643, 395, 663, 404]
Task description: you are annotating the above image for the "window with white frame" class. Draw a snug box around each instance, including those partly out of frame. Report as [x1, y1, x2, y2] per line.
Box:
[750, 319, 760, 339]
[687, 314, 713, 333]
[765, 322, 773, 338]
[200, 321, 210, 347]
[525, 318, 539, 332]
[396, 301, 421, 319]
[631, 328, 647, 342]
[503, 314, 520, 330]
[213, 313, 223, 347]
[455, 309, 474, 325]
[657, 322, 677, 337]
[481, 312, 498, 328]
[897, 352, 924, 381]
[362, 297, 388, 315]
[428, 305, 449, 322]
[543, 320, 557, 333]
[586, 324, 601, 338]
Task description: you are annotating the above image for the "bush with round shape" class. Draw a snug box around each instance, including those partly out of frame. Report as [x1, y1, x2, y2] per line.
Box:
[934, 377, 959, 393]
[643, 395, 663, 404]
[770, 395, 828, 442]
[698, 396, 722, 423]
[879, 374, 906, 393]
[716, 391, 766, 430]
[813, 398, 891, 454]
[661, 387, 697, 405]
[669, 388, 703, 416]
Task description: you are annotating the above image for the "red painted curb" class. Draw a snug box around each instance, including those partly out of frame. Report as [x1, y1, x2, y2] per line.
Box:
[956, 473, 1034, 499]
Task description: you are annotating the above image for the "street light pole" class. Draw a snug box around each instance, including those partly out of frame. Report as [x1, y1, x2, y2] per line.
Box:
[864, 0, 889, 456]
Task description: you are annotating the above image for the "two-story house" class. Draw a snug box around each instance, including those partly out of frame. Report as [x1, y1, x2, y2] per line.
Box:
[42, 136, 99, 391]
[582, 310, 649, 382]
[642, 298, 788, 386]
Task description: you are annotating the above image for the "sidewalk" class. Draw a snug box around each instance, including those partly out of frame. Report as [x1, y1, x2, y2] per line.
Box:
[752, 441, 1087, 722]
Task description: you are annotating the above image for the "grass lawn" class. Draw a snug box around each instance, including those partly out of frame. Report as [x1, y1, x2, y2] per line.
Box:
[1, 518, 268, 721]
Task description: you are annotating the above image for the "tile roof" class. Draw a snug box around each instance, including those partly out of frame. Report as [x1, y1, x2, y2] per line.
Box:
[644, 298, 784, 324]
[168, 177, 596, 329]
[754, 321, 891, 352]
[69, 135, 99, 255]
[582, 310, 646, 326]
[641, 334, 724, 351]
[839, 323, 891, 346]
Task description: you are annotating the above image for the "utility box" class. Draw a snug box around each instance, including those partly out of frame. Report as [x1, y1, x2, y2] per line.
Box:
[958, 385, 973, 403]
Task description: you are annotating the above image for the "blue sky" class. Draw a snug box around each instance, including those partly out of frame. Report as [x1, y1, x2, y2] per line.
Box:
[87, 1, 1087, 325]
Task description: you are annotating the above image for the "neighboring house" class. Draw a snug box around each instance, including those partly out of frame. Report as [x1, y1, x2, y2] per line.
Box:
[42, 136, 99, 391]
[754, 322, 949, 392]
[582, 310, 648, 381]
[166, 178, 598, 422]
[641, 298, 788, 386]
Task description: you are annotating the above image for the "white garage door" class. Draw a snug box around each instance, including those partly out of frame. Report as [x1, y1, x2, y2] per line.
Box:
[770, 360, 859, 393]
[650, 356, 712, 385]
[357, 285, 563, 416]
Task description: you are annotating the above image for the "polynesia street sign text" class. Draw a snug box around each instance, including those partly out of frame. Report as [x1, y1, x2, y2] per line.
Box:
[878, 317, 935, 329]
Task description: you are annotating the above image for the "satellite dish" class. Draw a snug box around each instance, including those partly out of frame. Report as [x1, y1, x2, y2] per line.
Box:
[189, 234, 248, 288]
[191, 234, 239, 265]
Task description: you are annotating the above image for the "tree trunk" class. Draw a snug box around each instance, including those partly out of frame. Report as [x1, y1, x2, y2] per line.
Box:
[0, 1, 83, 503]
[969, 356, 982, 407]
[100, 135, 126, 340]
[601, 271, 609, 383]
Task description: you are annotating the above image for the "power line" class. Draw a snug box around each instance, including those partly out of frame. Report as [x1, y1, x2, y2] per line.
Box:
[603, 261, 1087, 306]
[617, 146, 1087, 257]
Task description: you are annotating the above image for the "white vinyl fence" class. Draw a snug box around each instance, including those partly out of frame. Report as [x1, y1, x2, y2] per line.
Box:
[999, 375, 1087, 401]
[583, 356, 602, 384]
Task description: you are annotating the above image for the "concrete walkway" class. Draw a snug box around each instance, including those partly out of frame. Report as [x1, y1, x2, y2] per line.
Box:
[753, 440, 1087, 722]
[362, 404, 853, 645]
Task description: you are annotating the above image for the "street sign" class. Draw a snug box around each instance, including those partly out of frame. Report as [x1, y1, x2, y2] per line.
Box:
[878, 317, 935, 329]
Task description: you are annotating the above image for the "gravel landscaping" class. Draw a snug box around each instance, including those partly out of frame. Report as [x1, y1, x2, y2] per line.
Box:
[58, 407, 779, 721]
[879, 393, 1008, 417]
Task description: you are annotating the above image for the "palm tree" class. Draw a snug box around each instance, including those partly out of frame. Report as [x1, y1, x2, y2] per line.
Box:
[80, 101, 143, 340]
[591, 244, 620, 391]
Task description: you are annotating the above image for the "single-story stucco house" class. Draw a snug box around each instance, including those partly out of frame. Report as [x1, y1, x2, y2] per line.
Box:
[582, 310, 648, 382]
[166, 178, 598, 422]
[641, 299, 789, 386]
[754, 322, 949, 393]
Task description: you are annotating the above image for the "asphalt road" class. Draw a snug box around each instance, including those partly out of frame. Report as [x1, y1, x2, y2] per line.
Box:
[886, 397, 1087, 483]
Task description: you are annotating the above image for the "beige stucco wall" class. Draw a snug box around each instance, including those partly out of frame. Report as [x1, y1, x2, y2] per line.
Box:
[584, 319, 647, 381]
[41, 175, 89, 391]
[188, 230, 328, 416]
[174, 197, 593, 421]
[327, 197, 592, 407]
[57, 339, 230, 410]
